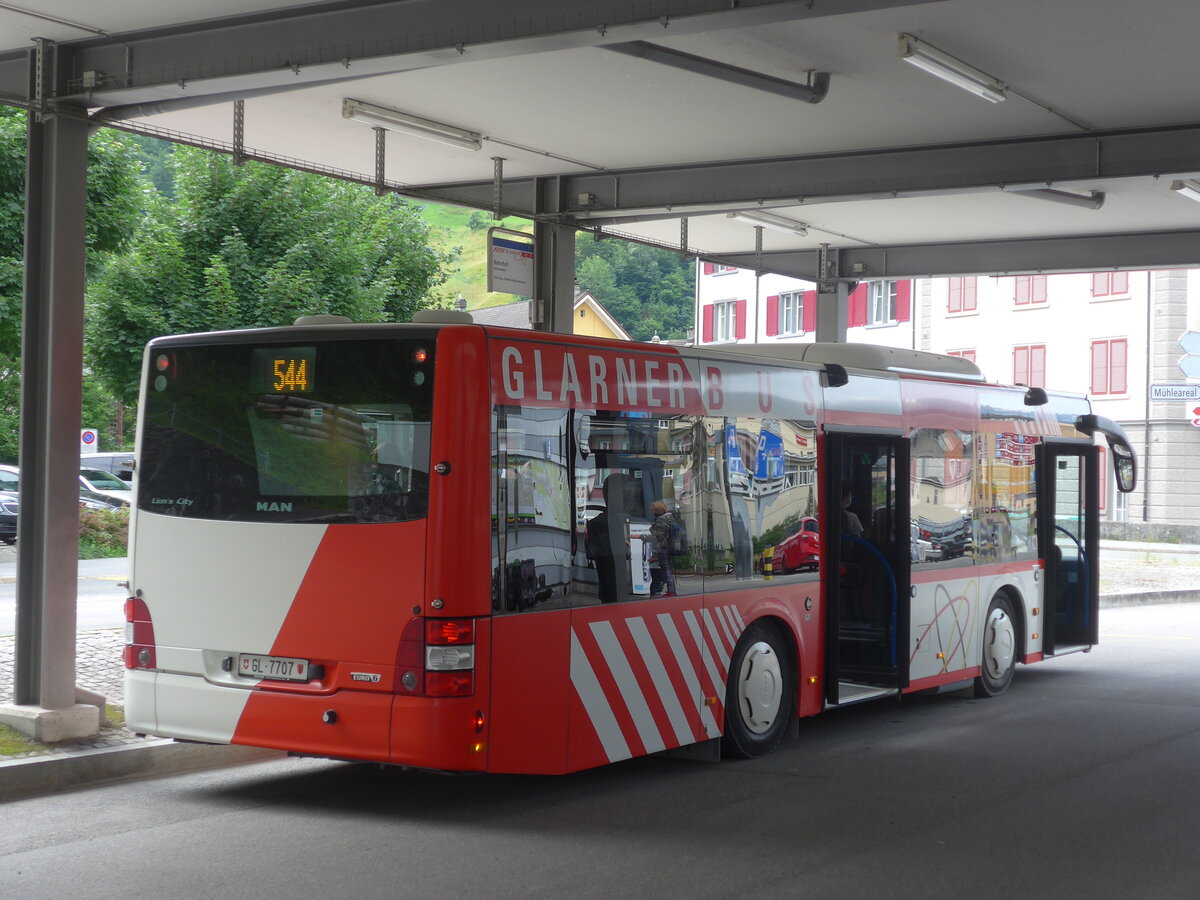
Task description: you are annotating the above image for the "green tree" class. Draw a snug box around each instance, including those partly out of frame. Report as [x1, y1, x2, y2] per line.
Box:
[88, 147, 456, 402]
[575, 234, 695, 341]
[0, 108, 146, 462]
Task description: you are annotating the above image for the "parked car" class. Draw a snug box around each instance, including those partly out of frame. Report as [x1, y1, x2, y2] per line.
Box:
[79, 451, 135, 482]
[0, 464, 17, 493]
[79, 467, 132, 508]
[0, 489, 17, 544]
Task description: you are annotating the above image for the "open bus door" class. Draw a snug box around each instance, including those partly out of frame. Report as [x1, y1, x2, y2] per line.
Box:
[1037, 441, 1100, 654]
[823, 431, 911, 706]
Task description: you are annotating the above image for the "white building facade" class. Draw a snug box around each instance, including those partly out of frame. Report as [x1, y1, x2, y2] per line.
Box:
[696, 264, 1200, 530]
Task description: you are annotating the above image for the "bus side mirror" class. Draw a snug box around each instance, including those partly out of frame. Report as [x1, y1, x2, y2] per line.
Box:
[1024, 387, 1048, 406]
[1112, 447, 1137, 493]
[822, 364, 848, 388]
[1076, 413, 1138, 492]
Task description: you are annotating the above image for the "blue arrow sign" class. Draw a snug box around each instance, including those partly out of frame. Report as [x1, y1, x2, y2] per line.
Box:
[1179, 355, 1200, 379]
[1178, 330, 1200, 356]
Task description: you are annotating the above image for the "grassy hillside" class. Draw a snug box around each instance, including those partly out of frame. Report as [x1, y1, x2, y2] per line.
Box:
[417, 203, 531, 310]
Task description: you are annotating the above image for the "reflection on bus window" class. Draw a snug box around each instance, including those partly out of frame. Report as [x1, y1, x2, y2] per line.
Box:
[569, 411, 699, 606]
[910, 428, 974, 565]
[709, 416, 820, 592]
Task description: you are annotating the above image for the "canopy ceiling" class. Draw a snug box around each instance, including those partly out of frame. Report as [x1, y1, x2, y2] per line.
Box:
[4, 0, 1199, 279]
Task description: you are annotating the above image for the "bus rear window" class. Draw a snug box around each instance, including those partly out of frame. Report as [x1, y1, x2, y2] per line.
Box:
[138, 338, 434, 523]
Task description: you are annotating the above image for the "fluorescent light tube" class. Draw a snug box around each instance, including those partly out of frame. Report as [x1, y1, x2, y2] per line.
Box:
[898, 33, 1006, 103]
[1170, 180, 1200, 203]
[727, 210, 808, 236]
[343, 99, 482, 151]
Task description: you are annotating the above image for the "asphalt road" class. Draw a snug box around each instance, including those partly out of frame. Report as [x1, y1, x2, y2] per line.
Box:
[0, 557, 127, 635]
[2, 601, 1199, 899]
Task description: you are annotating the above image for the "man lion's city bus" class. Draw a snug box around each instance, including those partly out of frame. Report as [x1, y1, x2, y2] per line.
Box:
[124, 312, 1136, 773]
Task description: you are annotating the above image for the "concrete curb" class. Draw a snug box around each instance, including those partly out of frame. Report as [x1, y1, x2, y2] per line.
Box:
[0, 740, 283, 803]
[1101, 589, 1200, 607]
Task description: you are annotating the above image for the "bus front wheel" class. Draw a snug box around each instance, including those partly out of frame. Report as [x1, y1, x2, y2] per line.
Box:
[722, 621, 794, 758]
[975, 593, 1017, 697]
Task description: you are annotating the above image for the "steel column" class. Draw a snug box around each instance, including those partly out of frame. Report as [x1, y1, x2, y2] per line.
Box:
[1, 91, 99, 739]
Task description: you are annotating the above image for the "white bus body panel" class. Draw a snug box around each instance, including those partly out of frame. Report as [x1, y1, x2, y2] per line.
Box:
[129, 513, 327, 742]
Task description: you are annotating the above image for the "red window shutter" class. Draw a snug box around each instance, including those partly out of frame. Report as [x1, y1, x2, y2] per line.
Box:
[948, 278, 962, 314]
[1013, 346, 1028, 385]
[1113, 271, 1129, 293]
[1111, 339, 1128, 393]
[702, 262, 715, 276]
[734, 299, 747, 340]
[1092, 273, 1108, 296]
[1032, 275, 1047, 303]
[964, 277, 978, 311]
[1015, 276, 1029, 305]
[848, 285, 867, 327]
[1091, 340, 1109, 394]
[896, 280, 912, 322]
[963, 349, 977, 363]
[802, 290, 817, 333]
[765, 295, 780, 336]
[701, 304, 714, 343]
[1031, 345, 1046, 389]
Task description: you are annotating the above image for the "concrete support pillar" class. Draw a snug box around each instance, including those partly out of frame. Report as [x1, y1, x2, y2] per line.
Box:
[0, 105, 100, 741]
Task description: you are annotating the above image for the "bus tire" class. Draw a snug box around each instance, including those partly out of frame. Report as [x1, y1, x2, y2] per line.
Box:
[722, 620, 794, 759]
[975, 593, 1017, 698]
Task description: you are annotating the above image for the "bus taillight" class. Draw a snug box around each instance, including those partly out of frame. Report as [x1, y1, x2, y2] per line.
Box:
[123, 596, 156, 669]
[395, 617, 477, 696]
[425, 618, 475, 696]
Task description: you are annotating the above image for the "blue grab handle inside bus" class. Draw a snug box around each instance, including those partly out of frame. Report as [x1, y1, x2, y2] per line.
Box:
[1054, 525, 1090, 628]
[845, 535, 899, 667]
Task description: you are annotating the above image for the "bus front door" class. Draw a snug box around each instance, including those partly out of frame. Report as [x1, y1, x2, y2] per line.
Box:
[823, 432, 911, 707]
[1037, 442, 1100, 654]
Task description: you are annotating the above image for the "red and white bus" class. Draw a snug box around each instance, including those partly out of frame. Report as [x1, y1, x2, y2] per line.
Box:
[125, 313, 1136, 772]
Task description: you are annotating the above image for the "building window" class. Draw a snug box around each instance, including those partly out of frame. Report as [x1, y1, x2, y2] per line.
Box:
[868, 281, 898, 326]
[948, 277, 978, 314]
[1092, 272, 1130, 298]
[713, 264, 737, 275]
[948, 349, 977, 362]
[714, 300, 737, 342]
[1014, 275, 1048, 306]
[1091, 338, 1128, 395]
[1013, 344, 1046, 388]
[779, 291, 803, 334]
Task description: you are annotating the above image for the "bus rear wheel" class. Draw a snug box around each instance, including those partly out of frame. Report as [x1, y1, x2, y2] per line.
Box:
[722, 621, 793, 758]
[975, 593, 1017, 697]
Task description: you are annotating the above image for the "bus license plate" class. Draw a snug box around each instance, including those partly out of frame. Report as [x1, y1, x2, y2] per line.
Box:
[237, 653, 310, 682]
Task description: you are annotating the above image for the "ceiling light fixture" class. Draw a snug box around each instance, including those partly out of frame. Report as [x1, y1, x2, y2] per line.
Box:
[1170, 179, 1200, 203]
[898, 33, 1006, 103]
[342, 99, 482, 151]
[727, 210, 808, 236]
[1004, 187, 1106, 210]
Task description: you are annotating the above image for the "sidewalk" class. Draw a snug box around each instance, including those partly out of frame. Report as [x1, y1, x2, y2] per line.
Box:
[1, 543, 1197, 802]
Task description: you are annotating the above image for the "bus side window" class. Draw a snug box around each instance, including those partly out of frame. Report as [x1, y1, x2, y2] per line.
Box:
[491, 406, 571, 614]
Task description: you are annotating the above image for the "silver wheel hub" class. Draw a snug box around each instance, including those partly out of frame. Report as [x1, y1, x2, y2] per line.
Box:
[736, 641, 783, 734]
[983, 607, 1015, 679]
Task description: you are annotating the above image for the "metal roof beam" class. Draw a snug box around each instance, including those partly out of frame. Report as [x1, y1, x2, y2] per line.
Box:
[714, 230, 1200, 280]
[417, 124, 1200, 218]
[0, 0, 941, 110]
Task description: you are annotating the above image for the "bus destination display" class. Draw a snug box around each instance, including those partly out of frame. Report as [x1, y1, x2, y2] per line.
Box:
[251, 346, 316, 394]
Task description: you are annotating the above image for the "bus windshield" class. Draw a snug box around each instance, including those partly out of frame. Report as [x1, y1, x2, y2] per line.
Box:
[138, 337, 435, 523]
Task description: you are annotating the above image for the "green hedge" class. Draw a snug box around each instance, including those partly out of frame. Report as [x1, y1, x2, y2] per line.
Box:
[79, 507, 129, 559]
